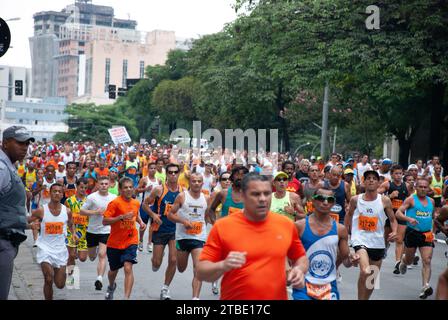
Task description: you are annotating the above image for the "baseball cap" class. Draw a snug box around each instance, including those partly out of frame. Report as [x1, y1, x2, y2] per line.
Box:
[58, 162, 65, 166]
[344, 168, 354, 175]
[407, 164, 418, 170]
[110, 167, 118, 173]
[274, 171, 289, 180]
[2, 126, 35, 142]
[346, 158, 354, 162]
[382, 158, 392, 165]
[363, 170, 380, 180]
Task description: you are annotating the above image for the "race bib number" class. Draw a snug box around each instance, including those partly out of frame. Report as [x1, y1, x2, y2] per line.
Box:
[358, 215, 378, 232]
[306, 282, 332, 300]
[186, 222, 203, 235]
[43, 188, 50, 199]
[164, 203, 173, 216]
[201, 189, 210, 196]
[433, 187, 442, 196]
[150, 221, 160, 232]
[65, 189, 77, 199]
[228, 207, 241, 215]
[45, 222, 63, 235]
[329, 213, 340, 224]
[128, 168, 137, 175]
[73, 214, 88, 226]
[306, 201, 314, 214]
[391, 199, 403, 210]
[423, 231, 434, 243]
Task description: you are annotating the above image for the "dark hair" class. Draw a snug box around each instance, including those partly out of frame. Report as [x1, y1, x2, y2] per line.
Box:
[241, 172, 271, 193]
[230, 166, 249, 182]
[50, 183, 64, 192]
[119, 177, 134, 189]
[166, 163, 180, 172]
[156, 158, 165, 164]
[147, 162, 157, 168]
[281, 161, 295, 171]
[76, 177, 88, 186]
[66, 161, 77, 168]
[390, 164, 403, 174]
[219, 171, 231, 181]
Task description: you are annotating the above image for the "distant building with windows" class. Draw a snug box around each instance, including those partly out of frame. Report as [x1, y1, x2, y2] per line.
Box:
[30, 0, 176, 104]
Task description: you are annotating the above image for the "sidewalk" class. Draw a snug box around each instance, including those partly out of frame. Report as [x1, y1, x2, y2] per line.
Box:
[9, 230, 43, 300]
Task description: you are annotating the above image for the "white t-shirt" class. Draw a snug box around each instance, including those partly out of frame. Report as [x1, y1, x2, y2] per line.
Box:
[356, 162, 372, 181]
[55, 170, 66, 180]
[82, 191, 116, 234]
[61, 153, 74, 164]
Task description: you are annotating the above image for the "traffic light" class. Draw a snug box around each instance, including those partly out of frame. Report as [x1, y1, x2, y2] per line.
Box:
[108, 84, 116, 99]
[15, 80, 23, 96]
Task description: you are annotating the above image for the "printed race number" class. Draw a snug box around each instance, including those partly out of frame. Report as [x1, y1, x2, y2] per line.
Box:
[358, 215, 378, 232]
[391, 199, 403, 210]
[423, 231, 434, 243]
[186, 222, 203, 235]
[228, 207, 241, 215]
[306, 282, 332, 300]
[45, 222, 63, 235]
[73, 214, 88, 226]
[164, 203, 173, 216]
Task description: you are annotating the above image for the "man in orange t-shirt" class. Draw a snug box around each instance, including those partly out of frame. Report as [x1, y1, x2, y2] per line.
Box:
[102, 177, 146, 300]
[197, 172, 309, 300]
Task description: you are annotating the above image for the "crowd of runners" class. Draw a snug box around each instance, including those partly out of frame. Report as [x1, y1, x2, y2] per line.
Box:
[6, 139, 448, 300]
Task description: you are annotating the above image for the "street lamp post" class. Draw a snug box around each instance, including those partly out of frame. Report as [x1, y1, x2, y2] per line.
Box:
[294, 142, 311, 157]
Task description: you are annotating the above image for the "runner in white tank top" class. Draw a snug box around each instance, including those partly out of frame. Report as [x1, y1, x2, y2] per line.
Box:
[136, 162, 162, 253]
[345, 170, 397, 300]
[31, 183, 75, 300]
[167, 173, 210, 300]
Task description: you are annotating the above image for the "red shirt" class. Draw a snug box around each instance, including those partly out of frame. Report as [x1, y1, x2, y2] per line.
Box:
[286, 178, 302, 194]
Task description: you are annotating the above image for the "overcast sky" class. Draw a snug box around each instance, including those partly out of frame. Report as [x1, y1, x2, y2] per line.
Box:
[0, 0, 238, 68]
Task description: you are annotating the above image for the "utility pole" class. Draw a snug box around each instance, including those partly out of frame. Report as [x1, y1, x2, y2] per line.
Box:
[332, 125, 337, 153]
[320, 81, 329, 159]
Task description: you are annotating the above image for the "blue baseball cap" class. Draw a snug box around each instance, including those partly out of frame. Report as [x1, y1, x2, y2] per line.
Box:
[110, 167, 118, 173]
[382, 158, 392, 165]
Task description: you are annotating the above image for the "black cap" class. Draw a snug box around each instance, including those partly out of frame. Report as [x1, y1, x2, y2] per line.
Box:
[3, 126, 35, 142]
[363, 170, 380, 180]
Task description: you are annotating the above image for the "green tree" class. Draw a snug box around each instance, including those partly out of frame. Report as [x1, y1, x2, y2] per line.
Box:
[55, 103, 138, 143]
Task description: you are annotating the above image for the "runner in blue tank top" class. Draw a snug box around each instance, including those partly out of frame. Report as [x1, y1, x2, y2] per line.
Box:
[293, 188, 359, 300]
[324, 166, 351, 224]
[206, 166, 248, 223]
[142, 163, 183, 300]
[396, 177, 436, 299]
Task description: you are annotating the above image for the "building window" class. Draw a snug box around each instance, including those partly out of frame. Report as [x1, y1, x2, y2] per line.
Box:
[104, 58, 111, 92]
[139, 61, 145, 79]
[122, 59, 128, 88]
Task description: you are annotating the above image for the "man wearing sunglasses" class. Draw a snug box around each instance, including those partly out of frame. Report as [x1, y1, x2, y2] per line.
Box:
[293, 188, 359, 300]
[142, 163, 183, 300]
[270, 172, 305, 221]
[302, 165, 324, 215]
[345, 170, 397, 300]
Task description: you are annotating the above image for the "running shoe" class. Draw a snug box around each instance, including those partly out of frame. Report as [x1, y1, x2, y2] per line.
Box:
[147, 243, 153, 253]
[95, 279, 103, 291]
[105, 283, 117, 300]
[399, 261, 407, 275]
[66, 275, 74, 286]
[393, 261, 401, 275]
[212, 282, 219, 295]
[419, 285, 433, 299]
[413, 256, 419, 265]
[160, 287, 171, 300]
[138, 241, 143, 252]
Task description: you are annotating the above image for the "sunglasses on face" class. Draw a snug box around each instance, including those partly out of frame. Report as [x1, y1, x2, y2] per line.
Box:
[275, 178, 288, 182]
[167, 170, 179, 175]
[220, 177, 230, 182]
[313, 195, 336, 203]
